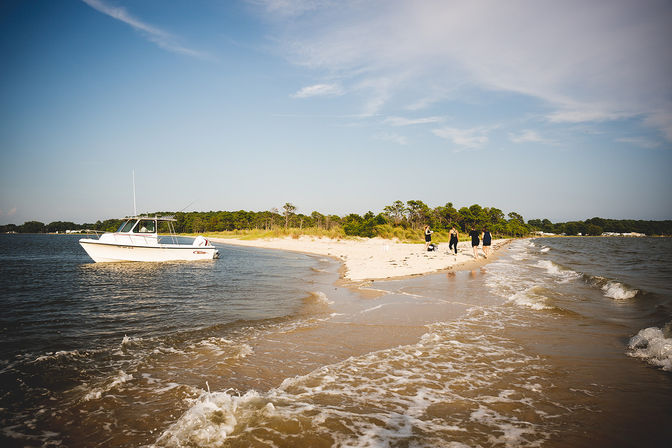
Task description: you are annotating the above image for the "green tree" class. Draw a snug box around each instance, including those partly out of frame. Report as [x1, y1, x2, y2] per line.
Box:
[507, 211, 525, 226]
[283, 203, 297, 228]
[433, 202, 459, 229]
[311, 211, 325, 229]
[406, 200, 431, 229]
[383, 200, 407, 225]
[585, 224, 603, 236]
[19, 221, 45, 233]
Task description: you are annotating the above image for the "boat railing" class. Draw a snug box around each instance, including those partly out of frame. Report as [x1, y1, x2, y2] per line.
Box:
[110, 233, 158, 246]
[82, 230, 104, 239]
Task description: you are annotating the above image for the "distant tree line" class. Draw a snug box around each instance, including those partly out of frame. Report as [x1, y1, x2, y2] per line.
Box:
[527, 217, 672, 236]
[2, 201, 671, 237]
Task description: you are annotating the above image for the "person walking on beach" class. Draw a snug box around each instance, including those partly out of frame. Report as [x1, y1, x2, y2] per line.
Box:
[469, 226, 480, 259]
[424, 225, 433, 251]
[482, 228, 492, 258]
[449, 226, 459, 255]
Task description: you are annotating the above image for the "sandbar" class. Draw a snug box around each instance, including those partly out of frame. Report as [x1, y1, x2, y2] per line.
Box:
[207, 236, 511, 282]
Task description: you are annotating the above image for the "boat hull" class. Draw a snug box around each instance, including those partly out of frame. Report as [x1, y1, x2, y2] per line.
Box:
[79, 239, 218, 262]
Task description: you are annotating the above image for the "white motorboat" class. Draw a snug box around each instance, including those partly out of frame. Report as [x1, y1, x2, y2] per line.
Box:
[79, 216, 219, 262]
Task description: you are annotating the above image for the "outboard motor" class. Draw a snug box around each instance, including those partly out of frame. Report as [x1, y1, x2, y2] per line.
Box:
[193, 235, 209, 247]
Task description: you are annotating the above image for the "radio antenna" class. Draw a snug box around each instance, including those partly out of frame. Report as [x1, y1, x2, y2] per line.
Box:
[178, 199, 197, 213]
[132, 170, 137, 216]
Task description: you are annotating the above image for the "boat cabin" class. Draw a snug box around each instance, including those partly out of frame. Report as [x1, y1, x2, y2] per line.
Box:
[117, 218, 158, 234]
[115, 216, 177, 235]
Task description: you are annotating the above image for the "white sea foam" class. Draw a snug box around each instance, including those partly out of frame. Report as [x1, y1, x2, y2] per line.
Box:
[153, 389, 262, 447]
[628, 324, 672, 371]
[83, 370, 133, 401]
[361, 304, 384, 313]
[540, 246, 550, 253]
[534, 260, 580, 283]
[152, 309, 564, 447]
[34, 350, 86, 363]
[507, 289, 555, 311]
[601, 281, 638, 300]
[195, 338, 254, 360]
[310, 291, 334, 305]
[121, 335, 142, 347]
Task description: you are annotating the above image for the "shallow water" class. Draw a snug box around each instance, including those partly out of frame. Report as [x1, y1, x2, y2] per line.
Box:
[1, 235, 671, 447]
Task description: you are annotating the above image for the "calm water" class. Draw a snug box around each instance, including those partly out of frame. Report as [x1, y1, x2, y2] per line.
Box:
[1, 235, 671, 447]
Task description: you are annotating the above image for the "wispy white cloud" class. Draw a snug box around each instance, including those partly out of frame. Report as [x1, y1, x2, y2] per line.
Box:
[546, 106, 631, 124]
[374, 132, 408, 145]
[432, 126, 489, 150]
[509, 130, 553, 145]
[292, 83, 344, 98]
[82, 0, 211, 59]
[384, 116, 444, 126]
[250, 0, 333, 18]
[643, 110, 672, 142]
[616, 137, 660, 149]
[261, 0, 672, 141]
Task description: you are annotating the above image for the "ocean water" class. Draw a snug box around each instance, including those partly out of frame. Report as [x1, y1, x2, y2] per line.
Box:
[1, 235, 671, 447]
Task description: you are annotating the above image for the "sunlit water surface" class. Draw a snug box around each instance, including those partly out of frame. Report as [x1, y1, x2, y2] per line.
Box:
[1, 235, 671, 447]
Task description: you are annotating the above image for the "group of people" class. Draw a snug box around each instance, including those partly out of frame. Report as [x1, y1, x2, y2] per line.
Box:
[424, 225, 492, 259]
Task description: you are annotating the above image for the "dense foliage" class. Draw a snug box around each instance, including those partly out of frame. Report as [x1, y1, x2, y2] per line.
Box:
[2, 200, 671, 237]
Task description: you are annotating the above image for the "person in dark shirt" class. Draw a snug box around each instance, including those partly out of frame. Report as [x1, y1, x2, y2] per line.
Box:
[448, 226, 459, 255]
[424, 225, 433, 251]
[469, 227, 480, 259]
[482, 228, 492, 258]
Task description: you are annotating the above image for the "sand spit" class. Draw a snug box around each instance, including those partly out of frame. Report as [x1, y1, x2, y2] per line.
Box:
[208, 236, 511, 281]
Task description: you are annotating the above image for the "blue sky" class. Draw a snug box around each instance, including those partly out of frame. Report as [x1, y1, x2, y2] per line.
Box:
[1, 0, 671, 225]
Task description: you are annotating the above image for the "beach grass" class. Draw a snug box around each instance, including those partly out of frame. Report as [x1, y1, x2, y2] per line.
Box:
[194, 226, 484, 243]
[199, 227, 347, 241]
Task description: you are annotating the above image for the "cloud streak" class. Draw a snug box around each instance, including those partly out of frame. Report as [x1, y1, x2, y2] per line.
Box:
[82, 0, 210, 59]
[509, 130, 553, 145]
[292, 83, 344, 98]
[262, 0, 672, 142]
[432, 126, 489, 150]
[384, 116, 444, 126]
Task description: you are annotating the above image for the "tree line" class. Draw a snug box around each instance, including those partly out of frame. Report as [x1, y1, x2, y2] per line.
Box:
[2, 201, 671, 237]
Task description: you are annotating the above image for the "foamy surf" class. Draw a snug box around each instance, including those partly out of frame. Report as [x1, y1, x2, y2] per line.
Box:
[152, 389, 263, 447]
[195, 337, 254, 360]
[306, 290, 334, 305]
[507, 288, 556, 311]
[151, 308, 570, 447]
[601, 281, 638, 300]
[82, 370, 133, 401]
[534, 260, 580, 282]
[628, 323, 672, 371]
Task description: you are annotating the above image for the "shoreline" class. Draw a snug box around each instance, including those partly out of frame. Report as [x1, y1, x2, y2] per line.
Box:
[208, 235, 513, 283]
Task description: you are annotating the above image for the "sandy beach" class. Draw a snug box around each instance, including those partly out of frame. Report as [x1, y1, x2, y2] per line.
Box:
[208, 236, 510, 282]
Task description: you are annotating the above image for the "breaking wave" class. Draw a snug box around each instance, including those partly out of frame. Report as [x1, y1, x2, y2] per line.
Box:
[305, 290, 334, 305]
[628, 323, 672, 371]
[584, 275, 639, 301]
[151, 310, 570, 447]
[534, 260, 580, 283]
[507, 287, 556, 311]
[83, 370, 133, 401]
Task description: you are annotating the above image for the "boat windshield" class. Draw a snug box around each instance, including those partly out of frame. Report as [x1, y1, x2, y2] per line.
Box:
[117, 220, 135, 233]
[133, 219, 156, 234]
